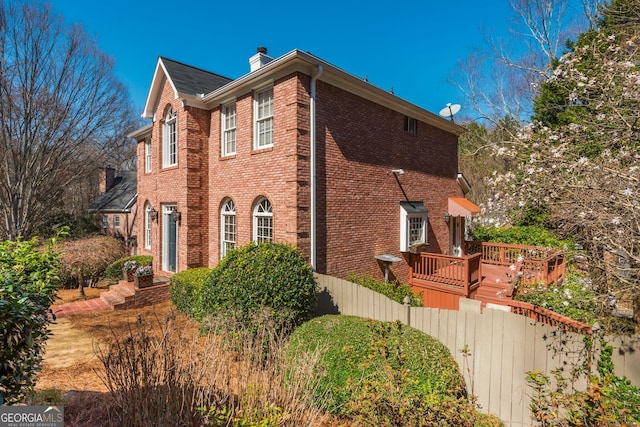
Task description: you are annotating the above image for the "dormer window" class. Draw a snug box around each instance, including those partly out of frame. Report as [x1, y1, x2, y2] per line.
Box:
[162, 107, 177, 167]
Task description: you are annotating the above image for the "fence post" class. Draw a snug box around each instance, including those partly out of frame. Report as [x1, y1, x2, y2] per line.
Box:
[403, 296, 411, 326]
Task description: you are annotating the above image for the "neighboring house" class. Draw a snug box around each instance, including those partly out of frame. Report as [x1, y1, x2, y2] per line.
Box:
[128, 47, 479, 283]
[89, 167, 138, 253]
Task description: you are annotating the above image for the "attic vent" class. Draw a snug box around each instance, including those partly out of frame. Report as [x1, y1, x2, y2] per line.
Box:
[249, 47, 274, 72]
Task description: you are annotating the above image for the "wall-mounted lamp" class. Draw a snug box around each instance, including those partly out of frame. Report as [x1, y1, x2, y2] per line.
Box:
[444, 212, 450, 223]
[170, 210, 181, 223]
[149, 207, 158, 221]
[391, 169, 405, 175]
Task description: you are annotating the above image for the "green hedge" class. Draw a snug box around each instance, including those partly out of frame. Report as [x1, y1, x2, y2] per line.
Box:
[104, 255, 153, 279]
[470, 224, 568, 248]
[347, 273, 423, 306]
[200, 242, 317, 328]
[286, 315, 465, 416]
[169, 267, 212, 319]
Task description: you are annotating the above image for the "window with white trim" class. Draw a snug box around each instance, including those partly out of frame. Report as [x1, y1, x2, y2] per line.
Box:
[162, 106, 177, 167]
[114, 215, 121, 229]
[254, 88, 273, 149]
[145, 203, 152, 249]
[145, 139, 152, 173]
[253, 197, 273, 243]
[220, 199, 236, 258]
[399, 201, 428, 251]
[102, 215, 108, 229]
[222, 103, 236, 156]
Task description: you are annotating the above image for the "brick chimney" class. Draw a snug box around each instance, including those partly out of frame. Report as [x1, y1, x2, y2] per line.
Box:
[249, 46, 273, 72]
[99, 166, 116, 193]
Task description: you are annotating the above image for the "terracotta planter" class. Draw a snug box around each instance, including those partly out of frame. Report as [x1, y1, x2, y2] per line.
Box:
[134, 274, 154, 289]
[123, 269, 135, 282]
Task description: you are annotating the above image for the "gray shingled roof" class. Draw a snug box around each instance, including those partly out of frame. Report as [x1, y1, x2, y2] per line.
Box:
[89, 171, 137, 213]
[161, 57, 233, 96]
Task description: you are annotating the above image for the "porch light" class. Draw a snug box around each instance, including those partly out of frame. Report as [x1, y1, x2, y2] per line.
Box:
[444, 212, 450, 223]
[170, 210, 181, 223]
[149, 207, 158, 221]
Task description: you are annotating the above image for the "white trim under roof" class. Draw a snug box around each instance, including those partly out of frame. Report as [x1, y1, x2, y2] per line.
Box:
[141, 49, 466, 136]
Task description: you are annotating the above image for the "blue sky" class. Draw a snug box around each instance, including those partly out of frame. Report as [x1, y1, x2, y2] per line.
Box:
[53, 1, 519, 117]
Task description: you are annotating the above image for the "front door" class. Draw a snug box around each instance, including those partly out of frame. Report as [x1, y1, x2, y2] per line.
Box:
[450, 216, 464, 257]
[162, 204, 178, 273]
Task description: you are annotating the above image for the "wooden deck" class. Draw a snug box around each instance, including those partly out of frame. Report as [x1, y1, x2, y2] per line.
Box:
[406, 241, 592, 333]
[409, 242, 566, 310]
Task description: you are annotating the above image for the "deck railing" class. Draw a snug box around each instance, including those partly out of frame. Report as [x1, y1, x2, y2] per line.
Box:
[506, 299, 593, 334]
[465, 241, 566, 286]
[411, 252, 481, 296]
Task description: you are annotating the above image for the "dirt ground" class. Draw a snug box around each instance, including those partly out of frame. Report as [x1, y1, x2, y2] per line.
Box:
[38, 300, 182, 393]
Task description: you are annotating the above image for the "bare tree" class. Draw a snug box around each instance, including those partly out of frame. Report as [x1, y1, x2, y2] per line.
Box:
[0, 1, 137, 240]
[452, 0, 599, 128]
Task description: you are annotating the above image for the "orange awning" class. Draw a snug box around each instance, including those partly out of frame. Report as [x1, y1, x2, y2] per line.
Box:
[448, 197, 481, 217]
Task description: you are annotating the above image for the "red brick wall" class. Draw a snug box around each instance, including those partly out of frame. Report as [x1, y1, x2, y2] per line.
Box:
[314, 80, 463, 283]
[206, 73, 304, 266]
[137, 70, 463, 285]
[136, 81, 210, 274]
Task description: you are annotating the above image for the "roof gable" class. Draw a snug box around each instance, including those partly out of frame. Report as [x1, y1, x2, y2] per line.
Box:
[142, 57, 232, 118]
[89, 171, 138, 213]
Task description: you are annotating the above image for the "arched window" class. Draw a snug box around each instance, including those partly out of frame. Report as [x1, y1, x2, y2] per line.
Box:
[220, 199, 236, 258]
[144, 202, 152, 249]
[162, 106, 177, 167]
[253, 197, 273, 243]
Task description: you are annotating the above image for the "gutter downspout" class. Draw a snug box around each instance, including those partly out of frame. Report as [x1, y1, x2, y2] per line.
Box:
[310, 65, 323, 270]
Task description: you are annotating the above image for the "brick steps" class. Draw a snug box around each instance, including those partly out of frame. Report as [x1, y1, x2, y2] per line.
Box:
[100, 277, 171, 310]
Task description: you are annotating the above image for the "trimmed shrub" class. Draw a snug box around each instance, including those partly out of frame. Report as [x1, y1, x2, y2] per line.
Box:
[57, 235, 127, 289]
[347, 272, 423, 306]
[105, 255, 153, 279]
[200, 242, 316, 328]
[286, 315, 466, 417]
[470, 224, 568, 248]
[0, 234, 62, 404]
[170, 267, 212, 319]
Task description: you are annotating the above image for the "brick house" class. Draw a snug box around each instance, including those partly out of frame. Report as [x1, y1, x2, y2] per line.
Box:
[128, 48, 478, 283]
[89, 166, 138, 253]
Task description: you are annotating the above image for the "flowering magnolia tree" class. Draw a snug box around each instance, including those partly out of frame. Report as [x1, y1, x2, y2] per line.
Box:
[483, 3, 640, 330]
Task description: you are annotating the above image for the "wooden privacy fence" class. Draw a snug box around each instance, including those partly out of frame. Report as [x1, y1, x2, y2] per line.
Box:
[315, 273, 640, 427]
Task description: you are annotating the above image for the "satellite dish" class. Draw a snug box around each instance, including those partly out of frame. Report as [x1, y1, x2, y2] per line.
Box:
[439, 103, 461, 122]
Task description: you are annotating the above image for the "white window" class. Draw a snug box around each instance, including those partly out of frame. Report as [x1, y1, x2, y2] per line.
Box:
[220, 199, 236, 258]
[254, 88, 273, 149]
[222, 103, 236, 156]
[145, 203, 152, 249]
[102, 215, 108, 229]
[162, 107, 177, 167]
[399, 201, 428, 252]
[253, 197, 273, 243]
[145, 139, 152, 173]
[114, 215, 120, 229]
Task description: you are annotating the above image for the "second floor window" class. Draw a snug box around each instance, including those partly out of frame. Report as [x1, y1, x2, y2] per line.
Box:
[222, 104, 236, 156]
[254, 88, 273, 149]
[145, 140, 152, 173]
[163, 107, 177, 167]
